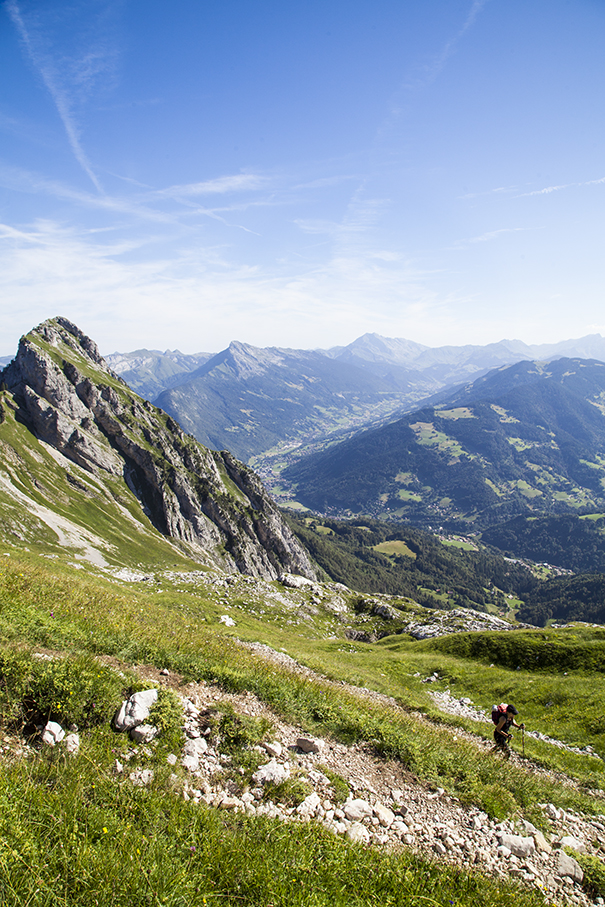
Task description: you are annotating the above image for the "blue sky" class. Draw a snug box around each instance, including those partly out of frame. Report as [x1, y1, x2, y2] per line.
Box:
[1, 0, 605, 357]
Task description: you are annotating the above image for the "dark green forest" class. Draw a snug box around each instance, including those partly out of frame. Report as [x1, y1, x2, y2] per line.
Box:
[482, 514, 605, 574]
[286, 515, 536, 609]
[287, 513, 605, 627]
[517, 574, 605, 626]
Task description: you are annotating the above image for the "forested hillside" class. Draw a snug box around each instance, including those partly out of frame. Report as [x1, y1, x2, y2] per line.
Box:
[517, 574, 605, 626]
[482, 514, 605, 574]
[284, 358, 605, 529]
[287, 515, 536, 610]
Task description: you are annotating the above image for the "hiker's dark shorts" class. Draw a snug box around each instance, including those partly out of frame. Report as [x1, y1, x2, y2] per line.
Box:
[493, 730, 509, 749]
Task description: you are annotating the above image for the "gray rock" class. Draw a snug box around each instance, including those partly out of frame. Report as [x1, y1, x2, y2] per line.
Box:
[130, 723, 158, 744]
[129, 769, 154, 787]
[183, 737, 208, 757]
[557, 852, 584, 883]
[533, 831, 552, 854]
[373, 803, 396, 828]
[218, 796, 241, 810]
[345, 822, 370, 845]
[344, 799, 373, 822]
[181, 754, 200, 773]
[499, 834, 535, 859]
[545, 803, 561, 821]
[263, 740, 283, 758]
[63, 732, 80, 755]
[297, 792, 322, 818]
[296, 736, 324, 754]
[559, 835, 587, 854]
[252, 759, 290, 786]
[114, 689, 158, 732]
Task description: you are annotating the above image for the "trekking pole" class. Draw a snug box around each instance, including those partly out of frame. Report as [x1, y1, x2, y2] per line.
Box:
[522, 726, 525, 758]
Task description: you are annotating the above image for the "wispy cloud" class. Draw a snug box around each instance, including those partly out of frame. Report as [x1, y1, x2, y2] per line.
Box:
[0, 216, 445, 355]
[516, 176, 605, 198]
[6, 0, 117, 192]
[158, 174, 267, 198]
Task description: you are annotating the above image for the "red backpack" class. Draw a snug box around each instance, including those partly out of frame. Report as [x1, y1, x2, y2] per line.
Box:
[491, 703, 508, 725]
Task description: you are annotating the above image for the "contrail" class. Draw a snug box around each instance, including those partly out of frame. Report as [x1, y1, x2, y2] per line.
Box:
[6, 0, 103, 193]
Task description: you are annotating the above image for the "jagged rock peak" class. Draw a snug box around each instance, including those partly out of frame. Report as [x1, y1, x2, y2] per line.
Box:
[37, 316, 109, 368]
[0, 317, 317, 581]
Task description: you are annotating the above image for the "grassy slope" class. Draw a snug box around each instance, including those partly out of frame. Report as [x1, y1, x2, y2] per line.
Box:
[0, 387, 211, 571]
[1, 546, 604, 905]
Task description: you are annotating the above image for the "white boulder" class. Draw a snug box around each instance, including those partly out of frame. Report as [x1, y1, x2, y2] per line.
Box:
[42, 721, 65, 746]
[113, 689, 158, 732]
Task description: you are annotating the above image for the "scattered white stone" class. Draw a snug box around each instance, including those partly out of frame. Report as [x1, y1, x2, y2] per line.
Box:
[42, 721, 65, 746]
[181, 754, 200, 773]
[346, 822, 370, 844]
[129, 769, 154, 787]
[252, 759, 291, 786]
[166, 753, 178, 765]
[297, 792, 321, 818]
[219, 615, 235, 626]
[183, 737, 207, 757]
[182, 698, 199, 718]
[559, 835, 587, 854]
[279, 574, 320, 592]
[130, 724, 158, 744]
[263, 740, 283, 758]
[63, 732, 80, 755]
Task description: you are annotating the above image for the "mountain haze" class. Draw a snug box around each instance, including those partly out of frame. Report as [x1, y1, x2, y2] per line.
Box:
[105, 348, 213, 399]
[104, 333, 605, 484]
[154, 340, 431, 462]
[283, 357, 605, 529]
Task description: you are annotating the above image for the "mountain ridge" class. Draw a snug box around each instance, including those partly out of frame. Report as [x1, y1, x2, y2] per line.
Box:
[0, 317, 316, 580]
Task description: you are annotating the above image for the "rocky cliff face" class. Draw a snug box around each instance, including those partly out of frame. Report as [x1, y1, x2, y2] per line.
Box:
[0, 317, 317, 580]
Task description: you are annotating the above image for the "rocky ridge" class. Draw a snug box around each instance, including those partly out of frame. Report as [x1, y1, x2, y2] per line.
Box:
[0, 318, 316, 580]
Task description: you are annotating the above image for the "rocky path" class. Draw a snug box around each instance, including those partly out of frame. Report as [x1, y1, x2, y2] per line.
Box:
[8, 648, 605, 907]
[122, 655, 605, 907]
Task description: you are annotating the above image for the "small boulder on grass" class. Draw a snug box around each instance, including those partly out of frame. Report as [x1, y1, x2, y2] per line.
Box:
[129, 724, 158, 744]
[113, 689, 158, 732]
[42, 721, 65, 746]
[64, 733, 80, 755]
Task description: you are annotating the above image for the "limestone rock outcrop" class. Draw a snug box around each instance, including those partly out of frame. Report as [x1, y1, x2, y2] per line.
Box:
[1, 317, 317, 580]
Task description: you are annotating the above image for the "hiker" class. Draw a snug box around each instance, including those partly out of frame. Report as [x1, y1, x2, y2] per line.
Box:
[492, 704, 524, 756]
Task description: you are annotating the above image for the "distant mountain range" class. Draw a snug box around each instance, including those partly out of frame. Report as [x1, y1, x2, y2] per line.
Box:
[103, 334, 605, 474]
[104, 348, 214, 399]
[283, 357, 605, 530]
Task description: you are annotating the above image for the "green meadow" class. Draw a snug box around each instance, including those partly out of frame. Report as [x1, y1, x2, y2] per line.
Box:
[0, 541, 604, 906]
